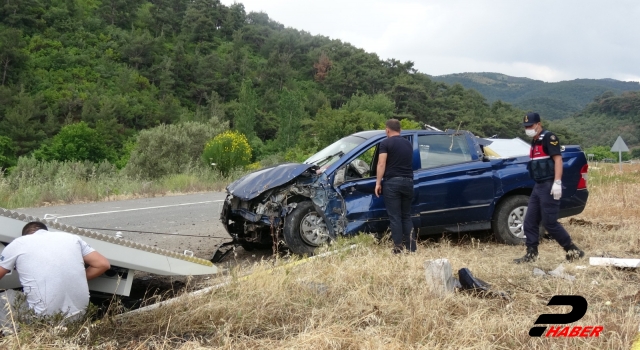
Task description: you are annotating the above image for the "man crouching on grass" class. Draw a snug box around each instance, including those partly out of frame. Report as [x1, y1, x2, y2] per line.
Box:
[0, 222, 110, 329]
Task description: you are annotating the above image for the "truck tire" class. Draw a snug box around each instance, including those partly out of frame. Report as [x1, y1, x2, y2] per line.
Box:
[492, 195, 529, 245]
[283, 201, 330, 256]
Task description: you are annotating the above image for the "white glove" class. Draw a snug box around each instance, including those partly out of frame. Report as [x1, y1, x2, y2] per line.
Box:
[551, 182, 562, 200]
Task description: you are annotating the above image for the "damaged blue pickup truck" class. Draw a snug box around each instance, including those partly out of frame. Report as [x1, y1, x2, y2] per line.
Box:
[219, 129, 589, 256]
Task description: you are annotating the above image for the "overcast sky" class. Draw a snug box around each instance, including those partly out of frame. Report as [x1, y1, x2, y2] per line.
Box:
[220, 0, 640, 83]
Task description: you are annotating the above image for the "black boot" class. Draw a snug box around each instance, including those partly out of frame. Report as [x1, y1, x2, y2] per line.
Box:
[564, 243, 585, 261]
[514, 246, 538, 264]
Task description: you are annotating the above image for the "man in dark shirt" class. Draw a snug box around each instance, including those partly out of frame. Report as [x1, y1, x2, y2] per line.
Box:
[375, 119, 415, 253]
[514, 112, 584, 263]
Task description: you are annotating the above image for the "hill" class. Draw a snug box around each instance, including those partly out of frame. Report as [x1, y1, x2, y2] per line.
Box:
[556, 91, 640, 149]
[430, 72, 640, 120]
[0, 1, 536, 169]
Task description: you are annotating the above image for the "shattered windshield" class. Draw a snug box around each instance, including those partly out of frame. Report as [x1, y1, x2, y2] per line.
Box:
[304, 135, 368, 167]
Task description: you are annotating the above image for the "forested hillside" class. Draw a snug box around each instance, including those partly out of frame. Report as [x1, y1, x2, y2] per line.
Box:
[557, 91, 640, 151]
[0, 0, 535, 171]
[431, 73, 640, 120]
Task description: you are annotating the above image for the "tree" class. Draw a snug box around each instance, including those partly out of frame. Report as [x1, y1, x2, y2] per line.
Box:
[342, 93, 395, 118]
[311, 107, 386, 146]
[0, 27, 27, 86]
[181, 0, 223, 43]
[121, 29, 159, 71]
[220, 2, 245, 39]
[275, 88, 306, 149]
[99, 0, 144, 28]
[34, 122, 116, 163]
[148, 0, 188, 37]
[0, 0, 46, 33]
[313, 52, 332, 82]
[233, 79, 259, 139]
[0, 135, 16, 169]
[0, 91, 52, 156]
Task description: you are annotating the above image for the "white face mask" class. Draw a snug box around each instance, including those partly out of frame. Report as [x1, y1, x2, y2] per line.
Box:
[525, 128, 537, 137]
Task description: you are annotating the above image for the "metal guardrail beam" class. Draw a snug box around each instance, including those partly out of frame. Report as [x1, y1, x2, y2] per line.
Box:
[0, 207, 218, 296]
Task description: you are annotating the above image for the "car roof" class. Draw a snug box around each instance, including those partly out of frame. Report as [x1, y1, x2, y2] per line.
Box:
[352, 129, 432, 139]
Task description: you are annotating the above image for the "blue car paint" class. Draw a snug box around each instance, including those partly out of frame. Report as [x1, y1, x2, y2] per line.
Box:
[226, 163, 317, 201]
[221, 129, 589, 247]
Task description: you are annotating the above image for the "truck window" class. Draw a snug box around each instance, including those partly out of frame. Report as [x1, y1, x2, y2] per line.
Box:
[346, 145, 377, 179]
[418, 134, 472, 169]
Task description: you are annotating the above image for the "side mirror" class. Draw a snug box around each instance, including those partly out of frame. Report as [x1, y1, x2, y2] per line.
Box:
[333, 166, 346, 187]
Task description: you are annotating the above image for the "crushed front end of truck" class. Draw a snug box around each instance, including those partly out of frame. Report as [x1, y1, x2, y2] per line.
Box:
[216, 162, 349, 260]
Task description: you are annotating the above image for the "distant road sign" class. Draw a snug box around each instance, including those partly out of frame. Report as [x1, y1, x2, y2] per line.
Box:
[611, 136, 629, 152]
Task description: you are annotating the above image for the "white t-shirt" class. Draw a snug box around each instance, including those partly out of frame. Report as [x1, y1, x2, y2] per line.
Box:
[0, 229, 95, 317]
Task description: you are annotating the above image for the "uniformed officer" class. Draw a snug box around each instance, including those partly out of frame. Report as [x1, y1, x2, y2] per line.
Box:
[514, 112, 584, 263]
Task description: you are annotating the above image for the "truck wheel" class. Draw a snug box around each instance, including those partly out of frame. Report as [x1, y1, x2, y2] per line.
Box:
[492, 195, 529, 245]
[283, 201, 330, 256]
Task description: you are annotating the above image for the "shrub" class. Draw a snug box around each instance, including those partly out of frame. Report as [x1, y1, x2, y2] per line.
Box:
[114, 137, 137, 169]
[34, 122, 116, 163]
[259, 153, 287, 168]
[8, 156, 118, 188]
[284, 146, 317, 163]
[202, 131, 252, 175]
[125, 120, 228, 179]
[585, 145, 630, 161]
[400, 118, 422, 130]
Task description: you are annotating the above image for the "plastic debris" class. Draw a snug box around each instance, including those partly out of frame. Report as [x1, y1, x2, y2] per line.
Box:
[589, 257, 640, 268]
[547, 265, 576, 282]
[299, 281, 328, 295]
[533, 268, 547, 277]
[532, 265, 576, 282]
[424, 259, 456, 297]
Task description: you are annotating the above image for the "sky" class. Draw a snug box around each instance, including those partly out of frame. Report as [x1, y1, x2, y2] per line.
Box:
[220, 0, 640, 83]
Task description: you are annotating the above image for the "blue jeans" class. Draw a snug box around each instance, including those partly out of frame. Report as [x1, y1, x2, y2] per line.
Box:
[382, 177, 415, 252]
[523, 180, 572, 248]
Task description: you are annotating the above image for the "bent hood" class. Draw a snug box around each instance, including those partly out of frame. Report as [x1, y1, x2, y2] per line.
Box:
[226, 163, 318, 201]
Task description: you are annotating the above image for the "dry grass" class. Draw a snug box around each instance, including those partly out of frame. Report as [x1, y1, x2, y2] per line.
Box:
[1, 164, 639, 349]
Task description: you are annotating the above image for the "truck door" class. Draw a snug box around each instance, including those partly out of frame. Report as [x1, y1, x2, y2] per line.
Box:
[414, 133, 494, 233]
[336, 134, 418, 235]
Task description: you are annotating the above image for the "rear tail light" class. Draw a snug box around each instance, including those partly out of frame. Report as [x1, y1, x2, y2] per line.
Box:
[578, 163, 588, 189]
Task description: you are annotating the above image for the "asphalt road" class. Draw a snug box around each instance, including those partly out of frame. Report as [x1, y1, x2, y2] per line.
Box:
[17, 192, 232, 260]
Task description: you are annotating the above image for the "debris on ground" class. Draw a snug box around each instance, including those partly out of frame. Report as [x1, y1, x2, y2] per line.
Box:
[457, 268, 511, 301]
[548, 265, 577, 282]
[424, 259, 456, 297]
[532, 264, 576, 282]
[589, 257, 640, 268]
[568, 218, 621, 231]
[298, 281, 328, 295]
[423, 260, 511, 300]
[533, 268, 546, 277]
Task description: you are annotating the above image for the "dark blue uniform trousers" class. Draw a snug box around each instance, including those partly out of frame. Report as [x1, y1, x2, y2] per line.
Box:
[524, 180, 572, 248]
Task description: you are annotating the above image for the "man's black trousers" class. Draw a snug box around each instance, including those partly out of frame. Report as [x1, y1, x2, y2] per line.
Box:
[382, 177, 416, 252]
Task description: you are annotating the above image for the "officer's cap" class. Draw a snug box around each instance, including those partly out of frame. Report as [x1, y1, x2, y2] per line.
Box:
[523, 112, 541, 127]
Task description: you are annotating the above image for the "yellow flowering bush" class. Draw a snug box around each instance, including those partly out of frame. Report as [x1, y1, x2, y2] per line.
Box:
[245, 161, 262, 171]
[202, 131, 252, 175]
